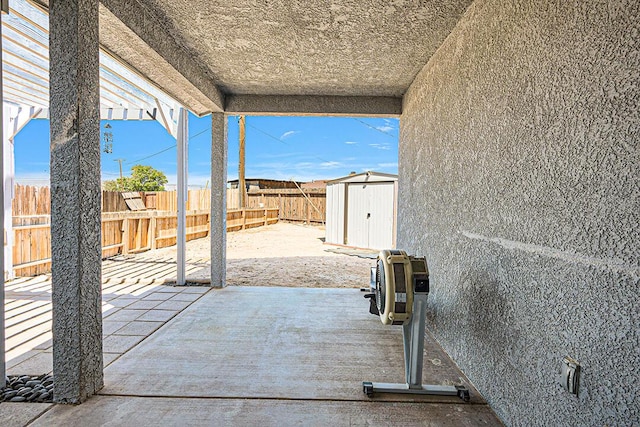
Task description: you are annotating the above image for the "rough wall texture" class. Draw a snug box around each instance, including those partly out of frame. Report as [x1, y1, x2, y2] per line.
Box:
[99, 0, 224, 115]
[398, 1, 639, 425]
[210, 112, 227, 287]
[134, 0, 472, 97]
[50, 0, 104, 403]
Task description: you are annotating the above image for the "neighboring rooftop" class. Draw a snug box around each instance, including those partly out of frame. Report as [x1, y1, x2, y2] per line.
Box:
[228, 178, 303, 190]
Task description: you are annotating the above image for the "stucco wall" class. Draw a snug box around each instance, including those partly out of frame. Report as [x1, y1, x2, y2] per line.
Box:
[398, 1, 639, 425]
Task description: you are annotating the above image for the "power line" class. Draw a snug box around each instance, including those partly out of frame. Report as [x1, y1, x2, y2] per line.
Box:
[352, 118, 397, 138]
[189, 127, 210, 141]
[246, 123, 290, 146]
[245, 123, 335, 165]
[125, 144, 175, 165]
[124, 127, 211, 166]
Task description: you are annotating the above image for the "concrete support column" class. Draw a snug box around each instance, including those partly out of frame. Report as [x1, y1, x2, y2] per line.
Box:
[2, 108, 13, 283]
[176, 108, 188, 286]
[0, 8, 5, 389]
[49, 0, 103, 403]
[210, 113, 227, 287]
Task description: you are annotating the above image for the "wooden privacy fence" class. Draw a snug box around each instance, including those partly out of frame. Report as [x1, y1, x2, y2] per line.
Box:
[12, 208, 278, 277]
[14, 185, 323, 222]
[100, 190, 212, 212]
[12, 185, 50, 216]
[13, 185, 213, 215]
[227, 208, 279, 232]
[227, 188, 326, 223]
[10, 184, 319, 276]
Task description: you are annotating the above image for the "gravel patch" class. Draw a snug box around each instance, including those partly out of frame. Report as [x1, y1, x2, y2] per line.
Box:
[1, 375, 54, 403]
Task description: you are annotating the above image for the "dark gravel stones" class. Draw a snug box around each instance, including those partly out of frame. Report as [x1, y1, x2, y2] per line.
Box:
[1, 374, 54, 403]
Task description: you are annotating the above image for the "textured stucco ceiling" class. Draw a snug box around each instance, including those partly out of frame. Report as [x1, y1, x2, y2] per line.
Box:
[122, 0, 472, 98]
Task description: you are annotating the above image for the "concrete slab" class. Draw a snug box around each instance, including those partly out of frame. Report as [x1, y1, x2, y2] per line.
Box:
[126, 300, 163, 310]
[105, 297, 138, 308]
[32, 339, 52, 351]
[103, 309, 147, 322]
[102, 335, 145, 354]
[152, 299, 192, 311]
[135, 310, 179, 322]
[140, 292, 175, 301]
[102, 321, 129, 336]
[168, 292, 203, 302]
[5, 350, 41, 370]
[103, 352, 121, 367]
[113, 321, 163, 336]
[0, 402, 53, 427]
[102, 287, 482, 404]
[31, 396, 501, 427]
[6, 352, 52, 376]
[176, 286, 210, 294]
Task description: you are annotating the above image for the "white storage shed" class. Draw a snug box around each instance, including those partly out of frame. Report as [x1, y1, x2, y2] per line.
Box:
[325, 172, 397, 250]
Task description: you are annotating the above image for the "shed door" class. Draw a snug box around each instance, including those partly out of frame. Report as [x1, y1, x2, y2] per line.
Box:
[346, 183, 394, 249]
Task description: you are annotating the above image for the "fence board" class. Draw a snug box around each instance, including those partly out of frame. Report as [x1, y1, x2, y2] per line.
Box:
[11, 208, 277, 277]
[229, 188, 326, 224]
[10, 183, 321, 276]
[12, 185, 50, 216]
[102, 191, 130, 212]
[14, 186, 322, 221]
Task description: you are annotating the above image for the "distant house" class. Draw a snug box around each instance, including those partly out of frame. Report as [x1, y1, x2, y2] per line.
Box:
[300, 180, 328, 189]
[228, 178, 304, 191]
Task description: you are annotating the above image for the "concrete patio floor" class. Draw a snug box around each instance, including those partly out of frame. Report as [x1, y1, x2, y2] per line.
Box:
[4, 261, 210, 376]
[5, 286, 503, 426]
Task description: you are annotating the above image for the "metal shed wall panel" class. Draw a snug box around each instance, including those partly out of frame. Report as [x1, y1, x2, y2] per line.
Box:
[346, 182, 394, 249]
[325, 172, 397, 250]
[365, 183, 395, 249]
[325, 183, 345, 245]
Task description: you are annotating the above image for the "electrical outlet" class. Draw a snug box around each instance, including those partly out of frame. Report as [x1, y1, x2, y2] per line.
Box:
[560, 356, 580, 395]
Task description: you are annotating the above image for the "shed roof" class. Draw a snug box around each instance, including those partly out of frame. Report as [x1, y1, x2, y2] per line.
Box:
[327, 171, 398, 185]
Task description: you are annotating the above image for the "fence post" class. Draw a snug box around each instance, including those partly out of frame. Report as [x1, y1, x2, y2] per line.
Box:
[122, 218, 129, 255]
[242, 209, 246, 230]
[137, 218, 144, 250]
[264, 208, 268, 226]
[149, 215, 156, 250]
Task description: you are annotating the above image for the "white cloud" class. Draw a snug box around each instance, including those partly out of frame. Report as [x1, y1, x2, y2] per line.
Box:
[369, 143, 391, 151]
[375, 119, 398, 134]
[376, 125, 394, 133]
[344, 141, 358, 145]
[320, 161, 342, 169]
[294, 162, 315, 169]
[280, 130, 299, 139]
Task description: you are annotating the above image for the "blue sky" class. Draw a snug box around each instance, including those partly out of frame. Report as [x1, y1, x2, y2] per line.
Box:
[13, 114, 398, 188]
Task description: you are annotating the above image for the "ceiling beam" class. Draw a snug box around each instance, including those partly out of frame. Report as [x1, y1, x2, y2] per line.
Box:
[99, 0, 225, 115]
[224, 95, 402, 117]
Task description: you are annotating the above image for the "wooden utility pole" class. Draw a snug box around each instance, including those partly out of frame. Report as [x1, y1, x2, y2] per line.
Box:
[238, 115, 246, 209]
[114, 158, 125, 179]
[114, 158, 125, 191]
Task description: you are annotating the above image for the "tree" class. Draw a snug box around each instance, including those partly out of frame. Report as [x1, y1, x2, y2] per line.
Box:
[104, 165, 168, 191]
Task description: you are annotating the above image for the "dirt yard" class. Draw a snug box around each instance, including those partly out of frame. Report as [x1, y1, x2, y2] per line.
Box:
[175, 222, 377, 288]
